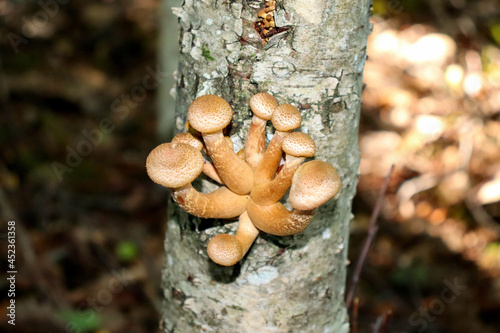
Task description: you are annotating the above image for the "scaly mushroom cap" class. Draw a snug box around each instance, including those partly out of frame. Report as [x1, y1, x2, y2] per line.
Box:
[188, 95, 233, 134]
[289, 160, 341, 210]
[271, 104, 302, 132]
[146, 143, 204, 189]
[207, 234, 244, 266]
[282, 132, 316, 158]
[171, 132, 204, 151]
[249, 92, 278, 120]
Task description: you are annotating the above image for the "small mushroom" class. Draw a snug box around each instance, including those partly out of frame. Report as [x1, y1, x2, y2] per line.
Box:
[251, 132, 316, 206]
[264, 1, 276, 12]
[188, 95, 255, 195]
[247, 160, 341, 236]
[207, 211, 259, 266]
[257, 9, 267, 19]
[146, 142, 248, 218]
[289, 160, 341, 210]
[245, 93, 278, 169]
[172, 132, 222, 184]
[254, 104, 302, 184]
[206, 234, 243, 266]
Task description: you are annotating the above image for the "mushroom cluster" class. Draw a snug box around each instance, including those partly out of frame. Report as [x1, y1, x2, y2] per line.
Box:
[146, 93, 341, 266]
[253, 0, 284, 44]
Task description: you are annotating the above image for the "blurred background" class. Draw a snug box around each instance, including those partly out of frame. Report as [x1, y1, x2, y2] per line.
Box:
[1, 0, 500, 332]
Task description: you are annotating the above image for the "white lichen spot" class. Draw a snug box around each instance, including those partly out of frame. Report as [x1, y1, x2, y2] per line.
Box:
[202, 73, 211, 79]
[336, 242, 344, 254]
[247, 266, 279, 285]
[175, 116, 184, 131]
[322, 228, 331, 239]
[216, 30, 222, 35]
[169, 86, 177, 100]
[198, 81, 215, 96]
[231, 135, 244, 152]
[324, 77, 339, 90]
[167, 255, 174, 267]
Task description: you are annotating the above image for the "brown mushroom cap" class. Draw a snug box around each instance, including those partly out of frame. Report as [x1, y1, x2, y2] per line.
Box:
[146, 143, 204, 189]
[188, 95, 233, 134]
[172, 132, 204, 151]
[282, 132, 316, 158]
[206, 211, 259, 266]
[257, 9, 267, 19]
[207, 234, 244, 266]
[249, 92, 278, 120]
[271, 104, 302, 132]
[289, 160, 341, 210]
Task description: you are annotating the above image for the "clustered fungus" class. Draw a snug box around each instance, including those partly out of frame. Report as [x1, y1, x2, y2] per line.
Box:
[253, 0, 288, 44]
[146, 93, 341, 266]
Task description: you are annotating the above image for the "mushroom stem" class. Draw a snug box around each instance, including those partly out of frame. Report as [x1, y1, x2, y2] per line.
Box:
[251, 132, 316, 205]
[245, 93, 278, 169]
[250, 155, 305, 206]
[235, 211, 259, 255]
[203, 131, 254, 195]
[244, 116, 267, 169]
[253, 130, 286, 184]
[246, 198, 316, 236]
[203, 160, 223, 184]
[253, 103, 302, 184]
[171, 184, 248, 219]
[207, 211, 259, 266]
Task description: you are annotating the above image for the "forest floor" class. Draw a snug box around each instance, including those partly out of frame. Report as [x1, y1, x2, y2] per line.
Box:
[1, 0, 500, 332]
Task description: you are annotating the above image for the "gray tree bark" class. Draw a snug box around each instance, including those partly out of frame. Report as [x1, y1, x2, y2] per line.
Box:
[161, 0, 370, 332]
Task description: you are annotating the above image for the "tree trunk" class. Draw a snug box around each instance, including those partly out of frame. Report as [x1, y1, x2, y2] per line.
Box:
[161, 0, 370, 332]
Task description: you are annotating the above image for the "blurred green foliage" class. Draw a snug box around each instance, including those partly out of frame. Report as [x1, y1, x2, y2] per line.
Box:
[115, 240, 139, 262]
[489, 22, 500, 46]
[58, 309, 102, 333]
[372, 0, 425, 16]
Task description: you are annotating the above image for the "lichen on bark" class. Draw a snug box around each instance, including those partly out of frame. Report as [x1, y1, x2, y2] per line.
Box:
[162, 0, 371, 332]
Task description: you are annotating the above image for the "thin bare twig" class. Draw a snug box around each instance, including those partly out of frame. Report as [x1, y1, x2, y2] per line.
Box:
[380, 310, 392, 333]
[346, 165, 395, 309]
[372, 310, 392, 333]
[351, 297, 359, 333]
